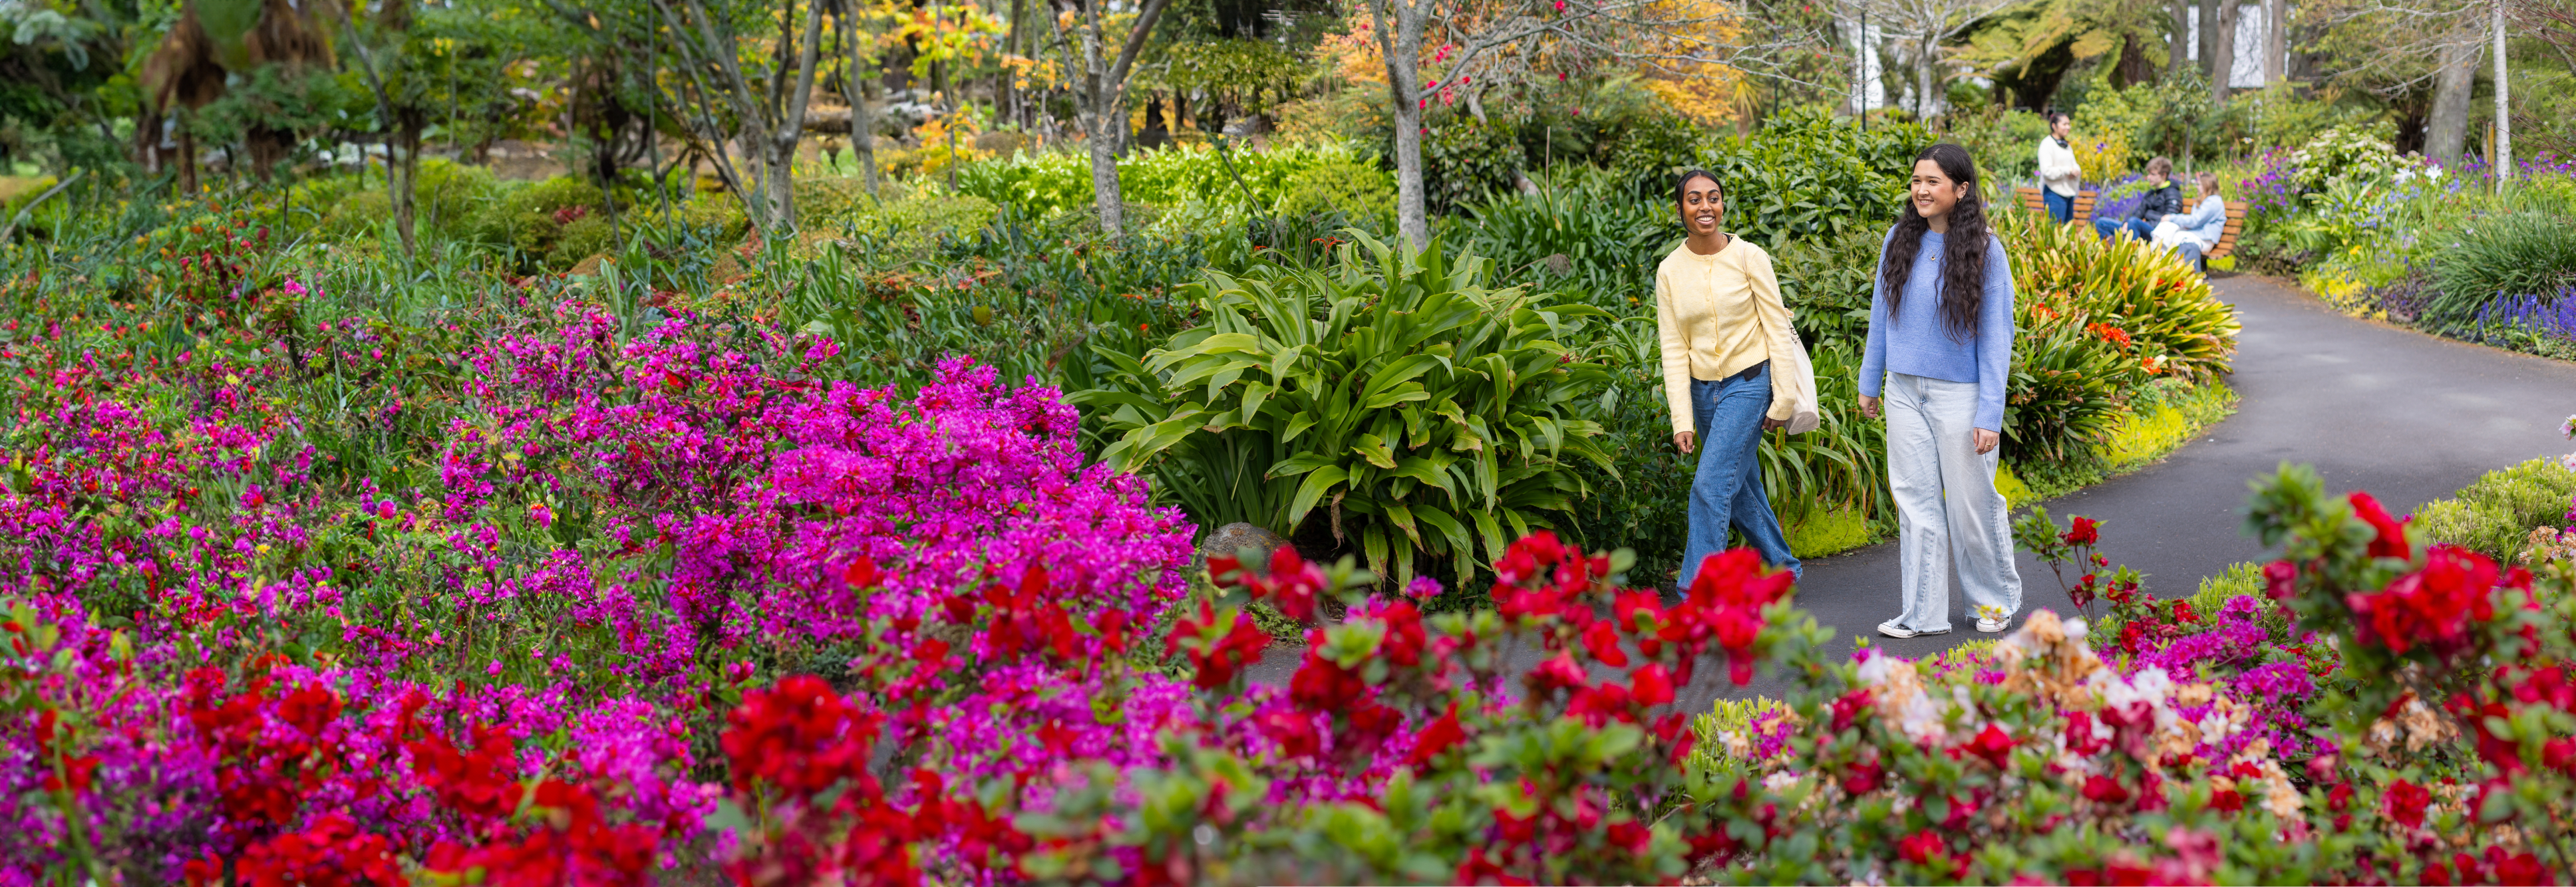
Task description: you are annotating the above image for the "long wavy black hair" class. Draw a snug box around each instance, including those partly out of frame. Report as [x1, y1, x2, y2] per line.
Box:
[1879, 143, 1991, 342]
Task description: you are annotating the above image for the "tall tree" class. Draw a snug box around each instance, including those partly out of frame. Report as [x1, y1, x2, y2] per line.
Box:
[2491, 0, 2508, 187]
[2425, 29, 2478, 166]
[2211, 0, 2237, 99]
[653, 0, 830, 237]
[1356, 0, 1752, 248]
[2263, 0, 2284, 82]
[1848, 0, 2019, 120]
[837, 0, 882, 197]
[1045, 0, 1176, 234]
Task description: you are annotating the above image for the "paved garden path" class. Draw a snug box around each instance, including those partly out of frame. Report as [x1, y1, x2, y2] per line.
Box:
[1245, 275, 2576, 711]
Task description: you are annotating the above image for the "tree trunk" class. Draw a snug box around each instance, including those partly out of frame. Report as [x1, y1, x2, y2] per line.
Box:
[391, 117, 421, 260]
[1374, 0, 1430, 249]
[1076, 1, 1121, 232]
[1055, 0, 1171, 234]
[2493, 0, 2510, 188]
[2263, 0, 2285, 84]
[1001, 0, 1027, 126]
[2212, 0, 2238, 100]
[2426, 33, 2476, 168]
[1917, 38, 1935, 120]
[2197, 0, 2216, 78]
[840, 0, 880, 196]
[2170, 0, 2190, 74]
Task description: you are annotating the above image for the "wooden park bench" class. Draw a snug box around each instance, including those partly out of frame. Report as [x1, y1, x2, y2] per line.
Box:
[2014, 186, 2247, 271]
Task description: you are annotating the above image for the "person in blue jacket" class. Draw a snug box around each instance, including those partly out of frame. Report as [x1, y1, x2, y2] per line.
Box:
[2153, 172, 2231, 268]
[1857, 143, 2023, 638]
[2094, 156, 2181, 241]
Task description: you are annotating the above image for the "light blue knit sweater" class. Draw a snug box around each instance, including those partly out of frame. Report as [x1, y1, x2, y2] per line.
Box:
[1857, 229, 2018, 431]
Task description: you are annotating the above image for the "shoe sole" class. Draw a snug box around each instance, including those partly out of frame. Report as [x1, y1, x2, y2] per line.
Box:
[1976, 622, 2009, 634]
[1877, 625, 1953, 639]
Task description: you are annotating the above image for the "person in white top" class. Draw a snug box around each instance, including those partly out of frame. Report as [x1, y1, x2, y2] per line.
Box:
[2034, 112, 2081, 223]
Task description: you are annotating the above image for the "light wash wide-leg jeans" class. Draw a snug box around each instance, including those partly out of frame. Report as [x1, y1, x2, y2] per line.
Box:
[1884, 372, 2021, 632]
[1679, 364, 1802, 587]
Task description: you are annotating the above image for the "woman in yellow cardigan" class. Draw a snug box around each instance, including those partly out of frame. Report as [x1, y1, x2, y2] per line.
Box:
[1655, 169, 1820, 587]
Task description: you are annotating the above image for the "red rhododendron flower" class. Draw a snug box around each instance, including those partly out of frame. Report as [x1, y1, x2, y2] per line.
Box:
[2386, 779, 2432, 828]
[1631, 663, 1675, 707]
[1408, 703, 1466, 766]
[1582, 620, 1630, 667]
[2348, 491, 2411, 560]
[2081, 774, 2132, 805]
[1258, 708, 1322, 759]
[2062, 516, 2100, 547]
[1168, 601, 1270, 690]
[720, 675, 878, 799]
[2264, 559, 2299, 599]
[1967, 722, 2015, 769]
[1897, 828, 1948, 865]
[2346, 545, 2500, 657]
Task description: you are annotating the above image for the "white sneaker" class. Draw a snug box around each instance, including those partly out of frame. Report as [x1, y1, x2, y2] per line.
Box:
[1878, 620, 1951, 638]
[1976, 616, 2011, 634]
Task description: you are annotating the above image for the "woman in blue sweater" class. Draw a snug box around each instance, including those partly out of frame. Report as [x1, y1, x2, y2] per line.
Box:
[1857, 143, 2024, 638]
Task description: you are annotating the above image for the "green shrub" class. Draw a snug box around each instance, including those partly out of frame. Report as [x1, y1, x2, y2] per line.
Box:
[414, 160, 500, 239]
[1277, 160, 1394, 221]
[2424, 211, 2576, 330]
[1071, 232, 1616, 587]
[2285, 124, 2404, 192]
[2191, 561, 2263, 614]
[955, 142, 1380, 219]
[319, 189, 394, 241]
[548, 214, 617, 270]
[1420, 116, 1524, 214]
[1773, 226, 1879, 352]
[1696, 109, 1927, 250]
[1947, 106, 2050, 182]
[2003, 325, 2132, 464]
[848, 190, 999, 255]
[1461, 168, 1670, 310]
[466, 176, 605, 261]
[796, 176, 881, 228]
[2411, 458, 2576, 564]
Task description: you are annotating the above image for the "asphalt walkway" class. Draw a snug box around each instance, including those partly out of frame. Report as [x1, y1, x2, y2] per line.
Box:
[1246, 275, 2576, 709]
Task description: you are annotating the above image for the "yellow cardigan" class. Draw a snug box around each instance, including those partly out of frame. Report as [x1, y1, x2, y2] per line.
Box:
[1651, 237, 1819, 436]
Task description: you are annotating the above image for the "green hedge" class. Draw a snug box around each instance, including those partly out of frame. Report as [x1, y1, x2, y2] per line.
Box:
[2413, 459, 2576, 565]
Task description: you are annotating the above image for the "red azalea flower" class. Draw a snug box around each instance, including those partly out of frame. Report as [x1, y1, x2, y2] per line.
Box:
[2385, 779, 2432, 828]
[2062, 515, 2100, 547]
[1967, 722, 2015, 768]
[2081, 773, 2132, 805]
[2348, 491, 2411, 559]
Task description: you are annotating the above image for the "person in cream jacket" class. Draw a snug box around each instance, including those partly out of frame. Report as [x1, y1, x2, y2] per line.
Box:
[1654, 168, 1819, 586]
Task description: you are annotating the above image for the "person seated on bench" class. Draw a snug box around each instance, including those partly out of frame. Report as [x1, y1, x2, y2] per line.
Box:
[2093, 156, 2180, 241]
[2150, 172, 2229, 267]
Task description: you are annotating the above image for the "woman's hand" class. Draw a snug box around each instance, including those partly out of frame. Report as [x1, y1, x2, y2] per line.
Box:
[1974, 429, 1999, 455]
[1858, 395, 1881, 419]
[1760, 416, 1787, 432]
[1674, 431, 1696, 454]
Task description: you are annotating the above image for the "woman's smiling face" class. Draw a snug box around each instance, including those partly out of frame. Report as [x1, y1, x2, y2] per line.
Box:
[1678, 175, 1724, 237]
[1910, 159, 1963, 222]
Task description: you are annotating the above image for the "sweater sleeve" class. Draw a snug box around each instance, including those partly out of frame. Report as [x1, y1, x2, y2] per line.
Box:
[2175, 195, 2225, 230]
[1974, 235, 2016, 432]
[1746, 247, 1802, 422]
[1858, 231, 1892, 399]
[1654, 265, 1694, 435]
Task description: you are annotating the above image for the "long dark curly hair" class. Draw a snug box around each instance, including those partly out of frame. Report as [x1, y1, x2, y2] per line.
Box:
[1879, 143, 1991, 342]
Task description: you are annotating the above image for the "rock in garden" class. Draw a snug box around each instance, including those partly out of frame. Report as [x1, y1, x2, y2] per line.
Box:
[1200, 522, 1287, 565]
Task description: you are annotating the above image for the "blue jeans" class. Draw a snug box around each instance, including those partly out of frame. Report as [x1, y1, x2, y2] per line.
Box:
[1680, 366, 1802, 587]
[2094, 217, 2154, 241]
[2042, 190, 2074, 223]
